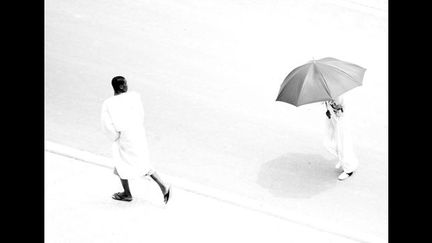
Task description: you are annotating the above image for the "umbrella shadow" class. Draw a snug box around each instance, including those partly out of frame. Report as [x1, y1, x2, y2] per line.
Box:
[257, 153, 338, 199]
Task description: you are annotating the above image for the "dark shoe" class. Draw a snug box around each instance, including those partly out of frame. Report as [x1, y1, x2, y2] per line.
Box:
[112, 192, 133, 202]
[164, 186, 171, 204]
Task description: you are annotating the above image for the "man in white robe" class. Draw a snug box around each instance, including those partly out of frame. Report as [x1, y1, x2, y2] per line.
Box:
[324, 95, 358, 180]
[101, 76, 171, 202]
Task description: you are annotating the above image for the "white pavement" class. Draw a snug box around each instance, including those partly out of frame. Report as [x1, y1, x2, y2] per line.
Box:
[45, 142, 384, 243]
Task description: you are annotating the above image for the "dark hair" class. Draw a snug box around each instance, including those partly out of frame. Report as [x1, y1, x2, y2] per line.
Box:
[111, 76, 126, 92]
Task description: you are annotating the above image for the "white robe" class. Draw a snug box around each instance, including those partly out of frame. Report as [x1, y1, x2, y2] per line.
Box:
[323, 95, 358, 173]
[101, 91, 155, 179]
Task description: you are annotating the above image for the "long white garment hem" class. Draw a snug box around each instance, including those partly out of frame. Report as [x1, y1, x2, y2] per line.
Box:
[323, 99, 358, 173]
[111, 127, 155, 180]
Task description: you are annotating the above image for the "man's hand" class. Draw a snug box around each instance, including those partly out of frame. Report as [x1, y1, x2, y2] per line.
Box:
[115, 132, 121, 141]
[326, 110, 331, 119]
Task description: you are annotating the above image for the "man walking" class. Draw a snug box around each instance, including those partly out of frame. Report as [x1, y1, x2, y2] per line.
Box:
[101, 76, 171, 203]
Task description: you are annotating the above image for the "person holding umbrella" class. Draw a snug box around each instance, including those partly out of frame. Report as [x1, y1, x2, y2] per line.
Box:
[323, 95, 358, 180]
[101, 76, 171, 203]
[276, 57, 365, 180]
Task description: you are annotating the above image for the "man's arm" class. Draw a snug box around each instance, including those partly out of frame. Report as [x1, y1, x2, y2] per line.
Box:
[101, 102, 120, 141]
[324, 101, 331, 119]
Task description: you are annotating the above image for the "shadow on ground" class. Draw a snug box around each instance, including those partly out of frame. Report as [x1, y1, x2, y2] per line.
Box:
[257, 153, 339, 198]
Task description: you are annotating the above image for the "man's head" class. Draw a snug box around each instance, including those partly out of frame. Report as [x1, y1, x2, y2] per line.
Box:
[111, 76, 128, 94]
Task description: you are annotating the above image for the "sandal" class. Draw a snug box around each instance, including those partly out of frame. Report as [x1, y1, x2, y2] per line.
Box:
[164, 186, 171, 204]
[112, 192, 133, 202]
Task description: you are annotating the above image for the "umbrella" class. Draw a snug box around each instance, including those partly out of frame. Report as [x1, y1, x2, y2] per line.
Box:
[276, 57, 366, 106]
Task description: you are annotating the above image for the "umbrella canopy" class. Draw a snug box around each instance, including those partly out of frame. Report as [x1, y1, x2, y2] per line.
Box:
[276, 57, 366, 106]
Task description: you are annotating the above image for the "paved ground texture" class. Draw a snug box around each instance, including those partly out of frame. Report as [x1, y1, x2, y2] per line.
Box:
[46, 150, 377, 243]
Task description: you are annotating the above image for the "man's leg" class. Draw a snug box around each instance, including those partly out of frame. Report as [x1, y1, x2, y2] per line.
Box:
[120, 179, 132, 197]
[150, 172, 168, 194]
[150, 172, 171, 204]
[112, 178, 133, 201]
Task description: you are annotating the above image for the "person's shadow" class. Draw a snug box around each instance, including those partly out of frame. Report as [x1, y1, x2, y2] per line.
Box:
[257, 153, 338, 199]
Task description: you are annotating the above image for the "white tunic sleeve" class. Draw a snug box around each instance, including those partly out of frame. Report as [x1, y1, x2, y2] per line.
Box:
[135, 93, 145, 123]
[101, 101, 120, 141]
